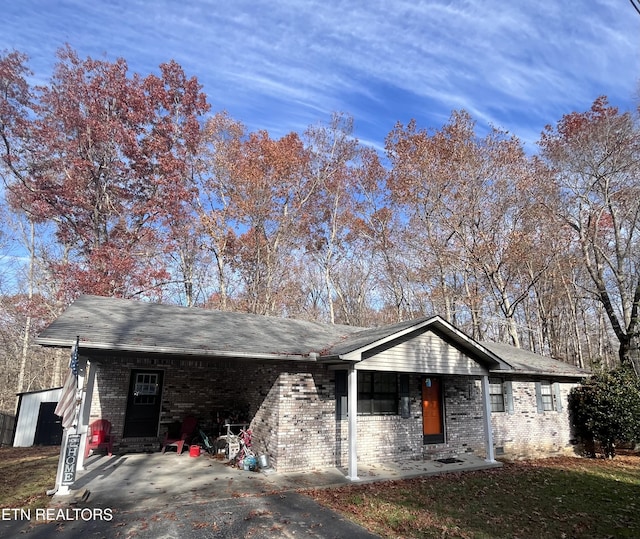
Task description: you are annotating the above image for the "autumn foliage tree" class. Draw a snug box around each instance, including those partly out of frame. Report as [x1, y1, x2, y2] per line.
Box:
[229, 130, 312, 314]
[143, 59, 210, 306]
[194, 112, 245, 310]
[303, 113, 385, 325]
[0, 50, 32, 180]
[3, 43, 640, 399]
[385, 112, 552, 347]
[540, 97, 640, 372]
[2, 46, 209, 302]
[1, 50, 58, 401]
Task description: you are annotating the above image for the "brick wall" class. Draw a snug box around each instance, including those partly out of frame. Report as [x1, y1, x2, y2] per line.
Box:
[335, 375, 487, 468]
[438, 377, 485, 458]
[491, 379, 578, 459]
[86, 355, 577, 471]
[260, 371, 337, 471]
[87, 355, 337, 465]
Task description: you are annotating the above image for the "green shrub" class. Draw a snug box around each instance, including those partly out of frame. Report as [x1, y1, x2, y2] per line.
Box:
[568, 367, 640, 458]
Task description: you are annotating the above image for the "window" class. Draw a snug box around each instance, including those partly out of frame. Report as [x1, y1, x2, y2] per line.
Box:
[488, 378, 514, 414]
[336, 371, 408, 418]
[133, 373, 159, 405]
[539, 381, 554, 411]
[335, 370, 348, 419]
[535, 381, 563, 413]
[357, 371, 398, 415]
[489, 378, 505, 412]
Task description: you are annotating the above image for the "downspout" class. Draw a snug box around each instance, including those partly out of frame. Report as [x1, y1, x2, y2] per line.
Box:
[346, 363, 359, 481]
[480, 374, 496, 463]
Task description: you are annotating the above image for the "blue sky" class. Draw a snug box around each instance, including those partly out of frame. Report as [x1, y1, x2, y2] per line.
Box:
[1, 0, 639, 151]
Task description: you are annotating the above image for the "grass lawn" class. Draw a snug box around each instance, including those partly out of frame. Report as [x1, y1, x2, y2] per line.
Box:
[0, 446, 60, 511]
[305, 453, 640, 539]
[1, 446, 639, 538]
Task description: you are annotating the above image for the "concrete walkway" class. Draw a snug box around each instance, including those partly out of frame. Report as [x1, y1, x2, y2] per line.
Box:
[2, 452, 500, 538]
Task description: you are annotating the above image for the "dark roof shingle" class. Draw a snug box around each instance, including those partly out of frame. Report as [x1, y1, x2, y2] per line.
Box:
[37, 295, 589, 378]
[37, 295, 361, 358]
[482, 341, 589, 378]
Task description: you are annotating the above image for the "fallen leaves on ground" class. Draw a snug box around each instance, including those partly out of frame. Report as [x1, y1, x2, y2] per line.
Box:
[303, 453, 640, 539]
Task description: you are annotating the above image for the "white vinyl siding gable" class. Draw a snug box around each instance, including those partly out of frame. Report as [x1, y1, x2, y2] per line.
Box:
[356, 330, 488, 375]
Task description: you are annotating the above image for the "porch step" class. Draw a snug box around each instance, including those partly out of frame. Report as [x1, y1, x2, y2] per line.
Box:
[117, 437, 160, 454]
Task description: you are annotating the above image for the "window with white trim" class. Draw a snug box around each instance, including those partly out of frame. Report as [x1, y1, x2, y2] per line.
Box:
[489, 377, 505, 412]
[540, 381, 554, 411]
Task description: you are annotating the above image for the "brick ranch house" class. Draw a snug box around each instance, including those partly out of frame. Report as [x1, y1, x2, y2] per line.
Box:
[36, 295, 588, 479]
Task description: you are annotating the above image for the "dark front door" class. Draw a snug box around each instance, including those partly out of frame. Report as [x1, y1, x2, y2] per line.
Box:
[422, 377, 445, 444]
[33, 402, 63, 445]
[123, 370, 164, 438]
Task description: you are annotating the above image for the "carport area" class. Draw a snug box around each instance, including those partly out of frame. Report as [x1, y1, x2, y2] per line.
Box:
[4, 449, 501, 538]
[63, 451, 500, 510]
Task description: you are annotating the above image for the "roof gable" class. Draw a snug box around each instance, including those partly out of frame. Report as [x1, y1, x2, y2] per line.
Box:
[326, 315, 510, 371]
[356, 329, 490, 375]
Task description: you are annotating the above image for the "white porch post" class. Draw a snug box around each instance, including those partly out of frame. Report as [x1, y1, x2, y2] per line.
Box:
[480, 374, 496, 463]
[346, 364, 359, 481]
[52, 354, 90, 496]
[77, 358, 96, 471]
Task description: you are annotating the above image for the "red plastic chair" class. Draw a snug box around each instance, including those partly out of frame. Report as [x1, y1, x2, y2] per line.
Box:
[161, 415, 198, 455]
[85, 419, 114, 458]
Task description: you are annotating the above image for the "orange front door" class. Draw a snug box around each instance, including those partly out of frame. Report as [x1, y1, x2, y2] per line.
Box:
[422, 377, 444, 444]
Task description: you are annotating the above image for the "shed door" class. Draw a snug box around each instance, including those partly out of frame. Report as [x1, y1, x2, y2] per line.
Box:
[422, 377, 444, 444]
[33, 402, 63, 446]
[123, 370, 164, 438]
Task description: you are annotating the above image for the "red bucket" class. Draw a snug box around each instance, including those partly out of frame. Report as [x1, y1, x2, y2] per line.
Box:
[189, 445, 201, 457]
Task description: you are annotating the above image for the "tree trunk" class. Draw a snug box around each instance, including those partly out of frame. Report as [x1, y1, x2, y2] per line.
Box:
[16, 220, 35, 395]
[619, 334, 640, 376]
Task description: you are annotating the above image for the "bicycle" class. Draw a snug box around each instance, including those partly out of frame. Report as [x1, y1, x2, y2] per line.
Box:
[191, 426, 216, 455]
[233, 427, 256, 469]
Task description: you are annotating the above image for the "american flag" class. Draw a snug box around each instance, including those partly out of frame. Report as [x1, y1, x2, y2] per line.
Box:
[55, 338, 80, 430]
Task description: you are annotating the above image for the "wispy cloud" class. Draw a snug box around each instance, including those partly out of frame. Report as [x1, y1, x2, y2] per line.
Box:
[2, 0, 638, 149]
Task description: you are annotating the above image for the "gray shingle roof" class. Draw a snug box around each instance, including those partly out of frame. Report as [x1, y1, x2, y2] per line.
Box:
[324, 317, 434, 357]
[482, 342, 589, 378]
[36, 295, 362, 359]
[36, 295, 588, 378]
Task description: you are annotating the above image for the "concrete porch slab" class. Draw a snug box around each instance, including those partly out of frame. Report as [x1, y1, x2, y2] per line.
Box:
[59, 452, 501, 511]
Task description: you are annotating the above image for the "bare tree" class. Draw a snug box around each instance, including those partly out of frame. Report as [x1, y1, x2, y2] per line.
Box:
[540, 96, 640, 371]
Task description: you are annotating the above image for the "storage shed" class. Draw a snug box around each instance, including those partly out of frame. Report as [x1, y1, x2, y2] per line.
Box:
[13, 387, 63, 447]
